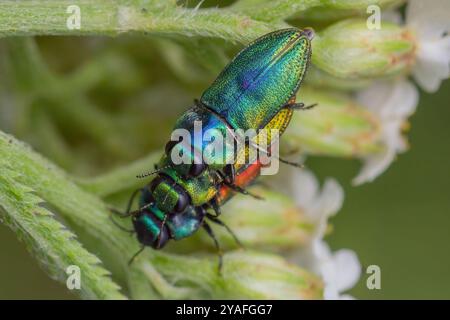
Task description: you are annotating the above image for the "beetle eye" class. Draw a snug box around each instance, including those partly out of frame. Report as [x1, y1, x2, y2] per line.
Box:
[174, 190, 190, 213]
[165, 139, 180, 155]
[189, 163, 206, 177]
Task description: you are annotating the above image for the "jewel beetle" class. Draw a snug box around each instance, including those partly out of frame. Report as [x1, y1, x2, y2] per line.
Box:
[112, 27, 315, 269]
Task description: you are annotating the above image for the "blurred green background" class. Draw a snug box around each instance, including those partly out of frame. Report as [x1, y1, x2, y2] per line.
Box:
[0, 33, 449, 299]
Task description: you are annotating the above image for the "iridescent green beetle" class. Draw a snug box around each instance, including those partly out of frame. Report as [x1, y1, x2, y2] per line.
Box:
[150, 28, 314, 214]
[114, 28, 315, 266]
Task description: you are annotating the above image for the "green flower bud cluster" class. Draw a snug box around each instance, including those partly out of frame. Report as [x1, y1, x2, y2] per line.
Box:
[312, 19, 416, 79]
[283, 87, 381, 157]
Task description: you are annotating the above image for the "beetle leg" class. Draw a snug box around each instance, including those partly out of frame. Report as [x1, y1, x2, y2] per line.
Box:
[287, 102, 317, 110]
[109, 212, 135, 234]
[125, 189, 143, 214]
[203, 221, 223, 274]
[206, 213, 244, 249]
[278, 157, 305, 169]
[126, 202, 154, 217]
[223, 164, 236, 184]
[109, 209, 134, 234]
[156, 214, 169, 249]
[111, 202, 153, 234]
[109, 188, 142, 218]
[128, 245, 146, 266]
[109, 188, 142, 233]
[223, 181, 264, 200]
[248, 140, 305, 169]
[215, 170, 262, 200]
[209, 197, 222, 217]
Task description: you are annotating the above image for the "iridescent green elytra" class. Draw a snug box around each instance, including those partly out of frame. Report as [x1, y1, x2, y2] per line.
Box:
[201, 28, 312, 131]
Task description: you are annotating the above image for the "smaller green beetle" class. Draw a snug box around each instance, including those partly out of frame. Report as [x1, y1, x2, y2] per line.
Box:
[149, 155, 218, 213]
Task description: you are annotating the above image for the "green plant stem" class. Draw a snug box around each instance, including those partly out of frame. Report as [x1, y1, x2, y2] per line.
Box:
[5, 37, 132, 158]
[0, 134, 126, 299]
[231, 0, 321, 22]
[0, 0, 283, 43]
[76, 151, 161, 196]
[0, 130, 151, 298]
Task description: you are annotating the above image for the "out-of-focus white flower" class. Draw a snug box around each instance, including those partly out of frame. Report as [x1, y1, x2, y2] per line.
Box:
[406, 0, 450, 92]
[381, 10, 402, 25]
[287, 168, 343, 238]
[353, 80, 419, 185]
[273, 167, 361, 300]
[309, 241, 361, 300]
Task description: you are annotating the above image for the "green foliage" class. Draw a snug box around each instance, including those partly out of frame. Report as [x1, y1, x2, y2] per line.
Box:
[0, 133, 125, 299]
[0, 169, 124, 299]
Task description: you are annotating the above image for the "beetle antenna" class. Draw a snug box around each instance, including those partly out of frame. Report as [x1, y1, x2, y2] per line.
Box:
[136, 166, 170, 178]
[278, 157, 304, 169]
[136, 170, 158, 178]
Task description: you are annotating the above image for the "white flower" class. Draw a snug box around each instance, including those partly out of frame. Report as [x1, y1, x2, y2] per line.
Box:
[310, 241, 361, 300]
[353, 80, 419, 185]
[406, 0, 450, 93]
[272, 167, 361, 299]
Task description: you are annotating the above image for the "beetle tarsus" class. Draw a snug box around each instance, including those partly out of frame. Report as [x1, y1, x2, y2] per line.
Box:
[156, 214, 169, 249]
[206, 213, 244, 249]
[128, 245, 146, 266]
[288, 102, 317, 110]
[203, 221, 223, 274]
[209, 197, 222, 217]
[223, 164, 236, 184]
[224, 181, 264, 200]
[109, 211, 135, 234]
[278, 158, 305, 168]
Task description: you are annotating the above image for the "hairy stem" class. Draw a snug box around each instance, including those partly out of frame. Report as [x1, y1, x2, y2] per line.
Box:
[0, 0, 283, 42]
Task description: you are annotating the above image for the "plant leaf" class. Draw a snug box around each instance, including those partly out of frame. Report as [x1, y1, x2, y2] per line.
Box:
[0, 167, 125, 299]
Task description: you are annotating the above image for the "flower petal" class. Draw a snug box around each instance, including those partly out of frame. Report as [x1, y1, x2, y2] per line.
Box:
[271, 167, 356, 299]
[406, 0, 450, 39]
[291, 168, 319, 212]
[318, 178, 344, 222]
[276, 168, 344, 238]
[406, 0, 450, 92]
[333, 249, 362, 293]
[291, 168, 320, 216]
[268, 166, 319, 213]
[353, 80, 418, 185]
[412, 36, 450, 93]
[310, 240, 361, 300]
[382, 10, 402, 24]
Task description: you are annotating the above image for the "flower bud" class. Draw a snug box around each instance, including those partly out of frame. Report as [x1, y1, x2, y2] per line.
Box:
[216, 186, 315, 250]
[312, 19, 416, 79]
[305, 66, 374, 91]
[282, 87, 382, 157]
[231, 0, 404, 23]
[211, 251, 323, 299]
[145, 250, 323, 299]
[297, 0, 405, 22]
